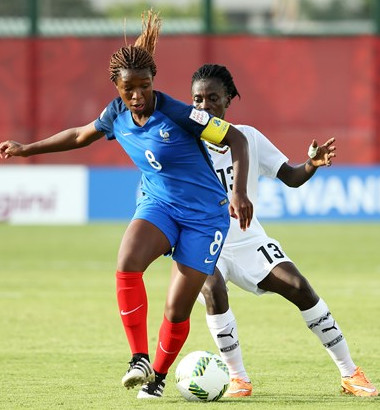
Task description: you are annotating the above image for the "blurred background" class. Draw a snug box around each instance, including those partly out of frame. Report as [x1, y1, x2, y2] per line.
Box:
[0, 0, 379, 223]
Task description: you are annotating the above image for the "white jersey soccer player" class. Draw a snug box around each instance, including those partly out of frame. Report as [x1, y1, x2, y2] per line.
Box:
[191, 63, 378, 398]
[206, 125, 292, 295]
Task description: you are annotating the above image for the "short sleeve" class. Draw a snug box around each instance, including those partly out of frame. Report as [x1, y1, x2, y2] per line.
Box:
[256, 130, 288, 178]
[94, 97, 127, 140]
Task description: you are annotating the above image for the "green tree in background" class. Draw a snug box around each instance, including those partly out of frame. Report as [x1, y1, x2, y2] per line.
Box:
[0, 0, 102, 17]
[0, 0, 28, 16]
[301, 0, 371, 20]
[105, 1, 201, 19]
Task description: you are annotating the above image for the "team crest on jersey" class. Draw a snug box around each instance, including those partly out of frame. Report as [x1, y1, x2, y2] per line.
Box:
[160, 129, 170, 142]
[189, 108, 209, 125]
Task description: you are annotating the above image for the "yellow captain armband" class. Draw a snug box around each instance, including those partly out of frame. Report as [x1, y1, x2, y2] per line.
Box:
[201, 117, 230, 144]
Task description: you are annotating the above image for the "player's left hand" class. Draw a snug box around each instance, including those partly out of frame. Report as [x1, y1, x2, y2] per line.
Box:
[229, 193, 253, 231]
[308, 137, 336, 167]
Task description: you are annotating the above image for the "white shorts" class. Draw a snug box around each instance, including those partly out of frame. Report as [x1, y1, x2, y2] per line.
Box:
[217, 236, 293, 296]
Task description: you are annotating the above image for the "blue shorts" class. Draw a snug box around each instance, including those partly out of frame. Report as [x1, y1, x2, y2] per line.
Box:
[132, 196, 230, 275]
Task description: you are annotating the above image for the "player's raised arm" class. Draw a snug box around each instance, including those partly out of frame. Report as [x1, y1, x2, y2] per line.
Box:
[0, 121, 104, 159]
[276, 137, 336, 188]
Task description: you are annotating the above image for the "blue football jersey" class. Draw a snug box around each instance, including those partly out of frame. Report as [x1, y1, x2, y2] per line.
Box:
[94, 91, 228, 218]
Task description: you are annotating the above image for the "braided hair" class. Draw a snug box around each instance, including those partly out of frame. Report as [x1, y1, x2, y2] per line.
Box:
[191, 64, 241, 100]
[109, 10, 161, 83]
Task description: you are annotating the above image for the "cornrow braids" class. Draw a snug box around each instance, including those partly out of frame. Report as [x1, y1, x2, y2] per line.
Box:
[191, 64, 241, 100]
[109, 10, 162, 83]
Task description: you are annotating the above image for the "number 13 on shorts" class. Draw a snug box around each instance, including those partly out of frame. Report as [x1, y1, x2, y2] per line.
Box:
[257, 242, 285, 264]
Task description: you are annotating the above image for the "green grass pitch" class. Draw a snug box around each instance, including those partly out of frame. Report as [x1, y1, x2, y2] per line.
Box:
[0, 223, 379, 409]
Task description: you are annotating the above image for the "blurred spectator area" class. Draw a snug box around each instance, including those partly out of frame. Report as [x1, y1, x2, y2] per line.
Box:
[0, 0, 379, 165]
[0, 0, 377, 36]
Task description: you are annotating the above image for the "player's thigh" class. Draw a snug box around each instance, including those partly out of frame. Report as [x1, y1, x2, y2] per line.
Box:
[118, 196, 181, 271]
[118, 197, 178, 272]
[118, 219, 172, 271]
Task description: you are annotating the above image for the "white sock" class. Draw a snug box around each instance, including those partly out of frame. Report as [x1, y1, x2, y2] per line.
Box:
[206, 308, 250, 381]
[301, 298, 356, 377]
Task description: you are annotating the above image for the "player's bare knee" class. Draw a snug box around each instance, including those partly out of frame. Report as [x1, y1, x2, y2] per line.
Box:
[201, 278, 228, 314]
[164, 303, 190, 323]
[117, 252, 147, 271]
[287, 276, 318, 308]
[202, 275, 222, 300]
[292, 275, 310, 293]
[201, 280, 213, 302]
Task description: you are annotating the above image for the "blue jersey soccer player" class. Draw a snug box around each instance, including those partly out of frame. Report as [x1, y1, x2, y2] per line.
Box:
[0, 13, 253, 400]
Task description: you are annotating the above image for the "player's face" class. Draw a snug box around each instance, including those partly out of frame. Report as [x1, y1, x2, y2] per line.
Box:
[115, 68, 155, 117]
[191, 78, 231, 119]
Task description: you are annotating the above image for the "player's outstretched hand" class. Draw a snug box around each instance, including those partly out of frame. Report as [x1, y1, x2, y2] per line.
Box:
[0, 140, 25, 159]
[308, 137, 336, 167]
[229, 193, 253, 231]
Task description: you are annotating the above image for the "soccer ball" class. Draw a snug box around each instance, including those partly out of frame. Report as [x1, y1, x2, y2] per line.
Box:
[175, 351, 230, 402]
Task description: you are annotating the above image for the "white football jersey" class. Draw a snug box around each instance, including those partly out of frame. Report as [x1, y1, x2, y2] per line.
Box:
[207, 124, 288, 246]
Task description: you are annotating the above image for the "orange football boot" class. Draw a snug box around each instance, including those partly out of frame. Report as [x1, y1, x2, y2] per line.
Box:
[224, 378, 252, 397]
[341, 367, 378, 397]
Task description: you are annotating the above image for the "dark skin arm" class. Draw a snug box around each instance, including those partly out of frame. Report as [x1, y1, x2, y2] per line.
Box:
[0, 121, 104, 158]
[277, 138, 336, 187]
[218, 125, 253, 230]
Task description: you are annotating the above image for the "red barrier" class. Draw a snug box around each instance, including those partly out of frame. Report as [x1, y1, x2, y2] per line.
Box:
[0, 35, 379, 165]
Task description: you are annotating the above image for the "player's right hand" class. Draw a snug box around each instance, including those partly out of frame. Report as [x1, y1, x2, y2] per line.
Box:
[0, 140, 25, 159]
[229, 192, 253, 231]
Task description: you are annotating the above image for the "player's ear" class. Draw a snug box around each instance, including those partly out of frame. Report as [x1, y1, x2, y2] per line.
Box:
[225, 96, 232, 108]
